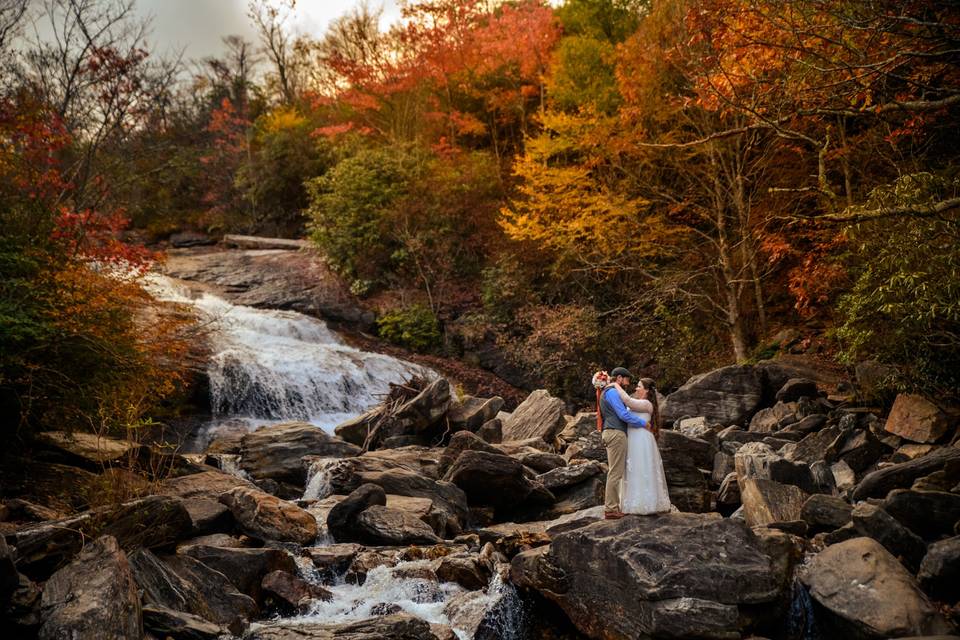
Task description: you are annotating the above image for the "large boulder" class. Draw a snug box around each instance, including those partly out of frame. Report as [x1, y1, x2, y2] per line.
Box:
[443, 450, 554, 516]
[852, 447, 960, 501]
[661, 365, 764, 426]
[658, 429, 716, 470]
[659, 442, 712, 513]
[883, 489, 960, 540]
[240, 422, 360, 486]
[537, 460, 603, 492]
[501, 389, 566, 443]
[801, 537, 952, 638]
[884, 393, 950, 444]
[851, 503, 927, 572]
[800, 494, 852, 532]
[35, 430, 138, 467]
[327, 483, 386, 542]
[734, 441, 817, 493]
[219, 487, 318, 544]
[918, 536, 960, 603]
[38, 536, 141, 640]
[177, 545, 297, 603]
[775, 378, 820, 403]
[559, 413, 598, 442]
[437, 431, 499, 477]
[740, 478, 808, 527]
[260, 570, 332, 614]
[160, 469, 255, 500]
[354, 506, 442, 546]
[142, 605, 226, 640]
[748, 401, 798, 433]
[129, 548, 258, 634]
[10, 495, 192, 580]
[511, 513, 785, 639]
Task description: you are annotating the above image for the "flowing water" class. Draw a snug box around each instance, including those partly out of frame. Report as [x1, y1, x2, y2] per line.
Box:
[145, 274, 427, 449]
[146, 273, 526, 638]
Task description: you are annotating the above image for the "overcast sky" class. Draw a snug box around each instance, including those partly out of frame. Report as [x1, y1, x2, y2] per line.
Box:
[30, 0, 402, 62]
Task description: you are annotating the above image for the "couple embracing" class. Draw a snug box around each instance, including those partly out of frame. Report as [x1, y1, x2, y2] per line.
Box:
[595, 367, 672, 519]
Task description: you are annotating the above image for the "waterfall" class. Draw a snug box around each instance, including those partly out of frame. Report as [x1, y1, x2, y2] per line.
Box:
[303, 458, 345, 501]
[145, 274, 427, 444]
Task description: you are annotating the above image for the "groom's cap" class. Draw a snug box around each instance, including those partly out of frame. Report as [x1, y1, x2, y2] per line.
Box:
[611, 367, 633, 379]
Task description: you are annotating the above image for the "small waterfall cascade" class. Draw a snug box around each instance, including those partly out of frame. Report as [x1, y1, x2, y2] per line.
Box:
[208, 453, 251, 480]
[144, 274, 426, 445]
[303, 458, 346, 501]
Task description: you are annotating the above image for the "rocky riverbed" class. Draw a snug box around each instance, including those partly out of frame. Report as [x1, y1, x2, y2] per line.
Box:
[2, 362, 959, 639]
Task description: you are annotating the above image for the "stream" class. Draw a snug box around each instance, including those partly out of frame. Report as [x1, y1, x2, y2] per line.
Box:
[146, 274, 524, 638]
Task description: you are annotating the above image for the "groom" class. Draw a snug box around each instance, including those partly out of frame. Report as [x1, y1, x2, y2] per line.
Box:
[599, 367, 648, 519]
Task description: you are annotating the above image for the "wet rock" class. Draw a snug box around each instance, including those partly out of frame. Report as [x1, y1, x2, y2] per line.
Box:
[240, 422, 360, 487]
[852, 447, 960, 501]
[476, 418, 502, 444]
[11, 495, 192, 580]
[662, 364, 764, 426]
[436, 553, 490, 590]
[740, 478, 808, 527]
[918, 536, 960, 603]
[512, 513, 783, 639]
[130, 548, 258, 634]
[354, 506, 442, 546]
[305, 543, 363, 582]
[38, 536, 141, 640]
[437, 431, 499, 477]
[327, 484, 387, 542]
[142, 605, 227, 640]
[776, 378, 820, 403]
[884, 489, 960, 540]
[559, 413, 597, 442]
[501, 389, 566, 443]
[885, 394, 950, 444]
[261, 570, 333, 613]
[801, 537, 951, 638]
[801, 494, 852, 531]
[244, 613, 437, 639]
[537, 460, 602, 491]
[851, 503, 927, 573]
[749, 401, 798, 433]
[177, 545, 297, 602]
[219, 486, 318, 544]
[447, 396, 504, 432]
[444, 450, 555, 515]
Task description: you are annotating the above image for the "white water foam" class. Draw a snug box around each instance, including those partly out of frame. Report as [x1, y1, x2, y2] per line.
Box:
[145, 274, 427, 447]
[303, 458, 346, 501]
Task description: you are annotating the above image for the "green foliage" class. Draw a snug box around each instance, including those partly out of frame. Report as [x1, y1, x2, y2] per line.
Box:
[377, 304, 442, 352]
[556, 0, 649, 42]
[237, 107, 335, 236]
[306, 146, 419, 286]
[547, 36, 621, 114]
[835, 174, 960, 394]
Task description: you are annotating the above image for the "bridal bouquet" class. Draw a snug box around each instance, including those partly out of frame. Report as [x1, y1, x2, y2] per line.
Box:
[591, 370, 610, 389]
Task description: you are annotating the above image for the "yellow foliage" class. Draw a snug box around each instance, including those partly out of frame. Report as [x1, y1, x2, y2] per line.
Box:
[262, 107, 307, 134]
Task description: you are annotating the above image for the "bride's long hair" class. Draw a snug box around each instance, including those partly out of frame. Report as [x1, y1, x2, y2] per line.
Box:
[639, 377, 661, 436]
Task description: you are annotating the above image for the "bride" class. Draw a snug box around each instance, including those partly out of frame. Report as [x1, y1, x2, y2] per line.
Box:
[609, 378, 672, 514]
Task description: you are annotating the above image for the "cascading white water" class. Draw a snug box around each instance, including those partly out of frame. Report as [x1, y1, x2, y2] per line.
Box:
[144, 274, 427, 447]
[303, 458, 346, 501]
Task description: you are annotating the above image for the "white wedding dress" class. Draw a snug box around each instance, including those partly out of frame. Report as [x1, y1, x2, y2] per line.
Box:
[612, 386, 673, 515]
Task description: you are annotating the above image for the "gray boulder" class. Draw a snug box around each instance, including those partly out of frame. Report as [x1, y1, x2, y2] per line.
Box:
[918, 536, 960, 603]
[662, 365, 764, 426]
[501, 389, 566, 443]
[511, 513, 785, 639]
[240, 422, 360, 486]
[852, 447, 960, 501]
[448, 396, 504, 432]
[851, 503, 927, 572]
[354, 506, 442, 546]
[801, 537, 951, 638]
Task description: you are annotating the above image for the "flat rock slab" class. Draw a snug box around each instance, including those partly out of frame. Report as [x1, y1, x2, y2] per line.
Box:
[222, 235, 311, 250]
[35, 431, 137, 465]
[801, 537, 952, 638]
[884, 393, 950, 443]
[740, 478, 808, 527]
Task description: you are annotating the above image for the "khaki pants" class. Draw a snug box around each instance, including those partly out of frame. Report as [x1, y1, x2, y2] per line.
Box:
[602, 429, 627, 512]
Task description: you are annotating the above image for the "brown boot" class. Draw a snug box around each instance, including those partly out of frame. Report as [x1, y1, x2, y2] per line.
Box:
[604, 511, 625, 520]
